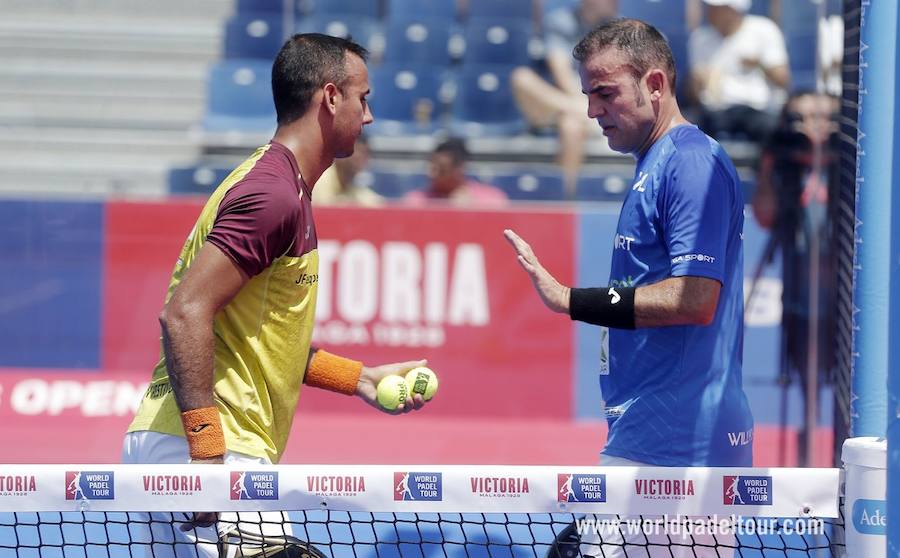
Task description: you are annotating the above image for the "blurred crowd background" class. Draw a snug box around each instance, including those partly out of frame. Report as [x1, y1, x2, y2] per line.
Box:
[0, 0, 847, 467]
[0, 0, 842, 203]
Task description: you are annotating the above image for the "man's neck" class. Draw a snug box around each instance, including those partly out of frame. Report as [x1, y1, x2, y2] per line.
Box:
[635, 102, 689, 159]
[716, 15, 743, 37]
[272, 119, 333, 189]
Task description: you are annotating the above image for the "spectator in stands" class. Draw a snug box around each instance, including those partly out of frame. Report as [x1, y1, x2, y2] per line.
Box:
[511, 0, 618, 198]
[818, 14, 843, 97]
[688, 0, 790, 142]
[313, 135, 384, 206]
[752, 91, 839, 228]
[751, 91, 839, 466]
[404, 138, 508, 206]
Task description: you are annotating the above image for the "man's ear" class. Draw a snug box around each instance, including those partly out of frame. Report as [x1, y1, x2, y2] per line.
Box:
[646, 69, 667, 102]
[323, 82, 339, 115]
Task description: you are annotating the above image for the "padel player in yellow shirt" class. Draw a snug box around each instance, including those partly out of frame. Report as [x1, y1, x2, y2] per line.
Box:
[122, 34, 428, 558]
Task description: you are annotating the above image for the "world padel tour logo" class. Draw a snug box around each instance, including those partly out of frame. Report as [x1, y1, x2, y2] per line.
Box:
[65, 471, 114, 501]
[230, 471, 278, 500]
[307, 475, 367, 497]
[723, 475, 772, 505]
[0, 474, 36, 496]
[393, 472, 442, 501]
[470, 476, 530, 499]
[557, 473, 606, 503]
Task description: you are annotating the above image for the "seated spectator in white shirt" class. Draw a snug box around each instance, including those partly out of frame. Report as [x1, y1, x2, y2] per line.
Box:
[688, 0, 790, 142]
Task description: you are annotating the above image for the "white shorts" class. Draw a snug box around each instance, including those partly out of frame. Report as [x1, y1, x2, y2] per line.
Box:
[122, 431, 293, 558]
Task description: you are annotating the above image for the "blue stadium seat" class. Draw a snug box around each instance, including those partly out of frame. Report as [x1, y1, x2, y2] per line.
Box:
[542, 0, 577, 16]
[575, 173, 631, 202]
[466, 0, 533, 22]
[237, 0, 285, 15]
[449, 64, 526, 137]
[369, 169, 428, 198]
[661, 28, 690, 99]
[203, 59, 276, 132]
[386, 0, 457, 22]
[619, 0, 686, 34]
[297, 0, 379, 18]
[787, 32, 818, 91]
[224, 14, 284, 60]
[296, 15, 384, 59]
[382, 16, 454, 65]
[168, 165, 234, 195]
[461, 18, 534, 66]
[368, 63, 450, 135]
[780, 0, 841, 34]
[485, 171, 566, 201]
[748, 0, 770, 16]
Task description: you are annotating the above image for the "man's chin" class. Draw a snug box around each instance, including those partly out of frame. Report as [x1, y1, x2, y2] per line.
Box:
[605, 139, 628, 155]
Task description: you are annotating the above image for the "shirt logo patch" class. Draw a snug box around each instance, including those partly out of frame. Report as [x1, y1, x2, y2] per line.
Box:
[632, 172, 648, 192]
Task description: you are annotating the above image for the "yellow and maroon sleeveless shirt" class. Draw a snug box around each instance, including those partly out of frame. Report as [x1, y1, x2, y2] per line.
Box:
[128, 142, 318, 463]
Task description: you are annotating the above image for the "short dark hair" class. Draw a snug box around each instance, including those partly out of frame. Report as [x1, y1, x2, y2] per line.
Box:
[433, 138, 469, 166]
[573, 18, 677, 90]
[272, 33, 369, 126]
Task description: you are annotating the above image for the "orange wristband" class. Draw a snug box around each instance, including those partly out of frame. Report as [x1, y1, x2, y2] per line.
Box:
[180, 407, 226, 459]
[305, 350, 363, 395]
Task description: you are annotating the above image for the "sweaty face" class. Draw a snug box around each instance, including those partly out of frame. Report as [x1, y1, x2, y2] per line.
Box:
[579, 47, 657, 156]
[334, 54, 374, 159]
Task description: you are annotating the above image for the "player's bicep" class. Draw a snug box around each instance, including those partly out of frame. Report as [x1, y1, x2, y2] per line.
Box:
[167, 242, 248, 319]
[676, 276, 721, 324]
[635, 275, 721, 327]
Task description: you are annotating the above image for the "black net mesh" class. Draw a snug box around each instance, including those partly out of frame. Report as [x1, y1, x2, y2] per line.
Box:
[1, 507, 845, 558]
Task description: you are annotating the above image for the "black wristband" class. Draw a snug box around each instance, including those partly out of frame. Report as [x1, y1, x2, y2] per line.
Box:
[569, 286, 636, 329]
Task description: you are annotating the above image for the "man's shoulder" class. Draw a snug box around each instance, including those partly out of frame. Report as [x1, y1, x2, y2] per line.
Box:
[659, 126, 714, 162]
[662, 127, 739, 179]
[688, 25, 720, 50]
[740, 14, 784, 38]
[669, 124, 710, 145]
[466, 181, 509, 202]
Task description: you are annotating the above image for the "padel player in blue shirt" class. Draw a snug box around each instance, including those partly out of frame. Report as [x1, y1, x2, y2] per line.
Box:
[506, 17, 753, 470]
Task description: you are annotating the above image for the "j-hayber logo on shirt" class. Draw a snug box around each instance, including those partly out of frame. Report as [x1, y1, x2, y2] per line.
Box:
[65, 471, 114, 501]
[723, 476, 772, 505]
[393, 472, 442, 501]
[0, 474, 36, 496]
[306, 475, 366, 497]
[230, 471, 278, 500]
[557, 474, 606, 503]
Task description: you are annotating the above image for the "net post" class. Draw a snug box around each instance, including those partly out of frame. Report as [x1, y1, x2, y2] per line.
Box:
[888, 1, 900, 555]
[855, 0, 899, 556]
[853, 0, 891, 441]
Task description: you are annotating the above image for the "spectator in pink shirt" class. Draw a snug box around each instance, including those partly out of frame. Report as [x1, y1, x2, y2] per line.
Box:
[404, 138, 508, 207]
